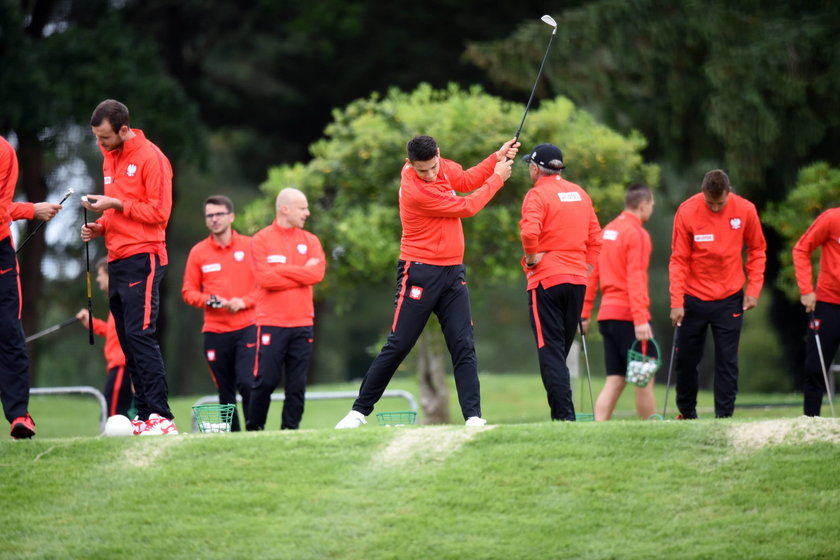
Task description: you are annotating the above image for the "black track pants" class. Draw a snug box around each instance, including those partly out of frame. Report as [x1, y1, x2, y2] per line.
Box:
[0, 238, 29, 422]
[353, 261, 480, 419]
[803, 301, 840, 416]
[204, 325, 257, 431]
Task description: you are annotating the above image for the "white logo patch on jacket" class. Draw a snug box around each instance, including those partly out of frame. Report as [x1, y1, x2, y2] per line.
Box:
[297, 244, 308, 255]
[104, 176, 112, 185]
[267, 255, 287, 264]
[558, 192, 582, 202]
[126, 164, 137, 177]
[603, 229, 619, 241]
[234, 250, 245, 262]
[202, 263, 222, 273]
[730, 218, 742, 230]
[694, 234, 714, 242]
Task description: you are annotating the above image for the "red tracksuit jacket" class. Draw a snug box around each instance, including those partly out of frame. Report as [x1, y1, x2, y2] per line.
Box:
[582, 211, 651, 325]
[92, 313, 127, 369]
[398, 154, 503, 265]
[251, 221, 326, 327]
[182, 230, 259, 333]
[95, 129, 172, 264]
[793, 207, 840, 305]
[669, 192, 766, 307]
[519, 174, 602, 291]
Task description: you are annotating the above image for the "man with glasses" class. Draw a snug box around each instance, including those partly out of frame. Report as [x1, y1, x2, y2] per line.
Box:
[182, 195, 258, 431]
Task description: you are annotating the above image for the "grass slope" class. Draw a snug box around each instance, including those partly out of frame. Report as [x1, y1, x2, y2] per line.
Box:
[2, 418, 839, 559]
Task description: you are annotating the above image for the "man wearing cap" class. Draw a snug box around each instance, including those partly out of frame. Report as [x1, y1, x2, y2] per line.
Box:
[520, 144, 602, 421]
[669, 169, 766, 419]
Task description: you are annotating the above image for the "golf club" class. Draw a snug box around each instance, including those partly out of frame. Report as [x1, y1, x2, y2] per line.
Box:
[578, 318, 595, 419]
[15, 188, 75, 255]
[809, 311, 836, 417]
[513, 14, 558, 143]
[83, 205, 94, 346]
[25, 316, 79, 343]
[662, 325, 679, 418]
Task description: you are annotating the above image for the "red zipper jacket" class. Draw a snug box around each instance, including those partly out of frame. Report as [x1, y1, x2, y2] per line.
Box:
[0, 136, 19, 242]
[182, 230, 259, 333]
[520, 174, 602, 291]
[95, 129, 172, 264]
[582, 211, 651, 325]
[92, 313, 126, 369]
[398, 154, 504, 265]
[669, 192, 766, 306]
[793, 207, 840, 305]
[251, 221, 326, 327]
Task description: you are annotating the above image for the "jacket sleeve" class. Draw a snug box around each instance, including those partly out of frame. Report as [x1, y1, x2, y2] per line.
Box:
[251, 234, 326, 291]
[9, 202, 34, 221]
[91, 317, 108, 338]
[669, 208, 691, 309]
[626, 228, 651, 325]
[181, 247, 207, 308]
[792, 212, 828, 296]
[122, 152, 172, 225]
[743, 205, 767, 299]
[585, 208, 603, 270]
[582, 259, 600, 320]
[407, 172, 504, 219]
[519, 189, 545, 254]
[448, 155, 498, 193]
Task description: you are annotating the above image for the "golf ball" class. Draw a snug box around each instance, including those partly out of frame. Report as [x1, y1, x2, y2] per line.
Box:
[81, 195, 89, 203]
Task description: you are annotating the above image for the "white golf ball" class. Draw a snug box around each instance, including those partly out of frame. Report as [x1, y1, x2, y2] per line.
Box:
[103, 414, 134, 437]
[81, 195, 89, 203]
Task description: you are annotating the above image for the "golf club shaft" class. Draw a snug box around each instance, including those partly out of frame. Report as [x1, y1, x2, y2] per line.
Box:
[514, 30, 557, 142]
[15, 189, 74, 255]
[809, 312, 836, 417]
[578, 319, 595, 414]
[662, 325, 679, 418]
[25, 316, 79, 343]
[83, 207, 94, 346]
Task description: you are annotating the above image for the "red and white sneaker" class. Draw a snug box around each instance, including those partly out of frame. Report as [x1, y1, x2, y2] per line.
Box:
[131, 417, 146, 436]
[10, 413, 36, 439]
[139, 413, 179, 436]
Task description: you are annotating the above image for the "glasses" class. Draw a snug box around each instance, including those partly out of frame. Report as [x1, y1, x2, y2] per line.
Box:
[205, 212, 231, 220]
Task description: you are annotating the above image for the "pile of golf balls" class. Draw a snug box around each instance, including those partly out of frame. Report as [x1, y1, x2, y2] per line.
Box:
[626, 359, 658, 386]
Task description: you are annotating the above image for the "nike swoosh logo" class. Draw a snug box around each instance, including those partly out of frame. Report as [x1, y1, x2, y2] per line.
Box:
[0, 268, 13, 274]
[246, 343, 256, 348]
[129, 281, 142, 287]
[732, 312, 743, 318]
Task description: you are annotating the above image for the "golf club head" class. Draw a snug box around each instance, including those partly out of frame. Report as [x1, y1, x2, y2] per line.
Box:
[541, 14, 557, 33]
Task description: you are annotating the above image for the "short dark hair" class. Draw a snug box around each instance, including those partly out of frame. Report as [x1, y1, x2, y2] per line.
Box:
[95, 257, 108, 272]
[701, 169, 731, 197]
[90, 99, 130, 132]
[204, 195, 234, 213]
[406, 136, 438, 162]
[624, 183, 652, 209]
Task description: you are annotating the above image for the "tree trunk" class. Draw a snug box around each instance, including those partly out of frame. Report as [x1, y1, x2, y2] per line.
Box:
[17, 132, 48, 386]
[416, 329, 450, 424]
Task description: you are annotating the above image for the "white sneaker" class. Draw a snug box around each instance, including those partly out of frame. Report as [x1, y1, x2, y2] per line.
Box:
[335, 410, 367, 429]
[465, 416, 487, 427]
[139, 413, 179, 436]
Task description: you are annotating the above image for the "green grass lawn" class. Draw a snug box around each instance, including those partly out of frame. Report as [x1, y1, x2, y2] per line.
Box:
[3, 374, 837, 559]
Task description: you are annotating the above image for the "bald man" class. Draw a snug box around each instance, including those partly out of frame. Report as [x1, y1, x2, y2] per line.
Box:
[247, 189, 326, 430]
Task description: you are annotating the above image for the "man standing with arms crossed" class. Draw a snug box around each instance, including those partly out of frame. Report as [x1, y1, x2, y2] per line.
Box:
[520, 143, 602, 422]
[81, 99, 178, 435]
[792, 206, 840, 416]
[248, 188, 325, 431]
[183, 195, 258, 431]
[336, 135, 519, 428]
[1, 135, 62, 438]
[582, 184, 657, 421]
[669, 169, 766, 419]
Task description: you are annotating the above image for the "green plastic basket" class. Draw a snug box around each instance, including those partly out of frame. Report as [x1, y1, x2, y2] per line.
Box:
[626, 338, 662, 387]
[192, 404, 236, 433]
[375, 411, 417, 426]
[575, 412, 595, 422]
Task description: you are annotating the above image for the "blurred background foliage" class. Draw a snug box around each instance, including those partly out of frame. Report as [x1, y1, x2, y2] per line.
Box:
[1, 0, 838, 397]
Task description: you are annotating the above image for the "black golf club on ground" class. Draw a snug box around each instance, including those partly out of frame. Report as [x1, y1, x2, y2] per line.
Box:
[662, 325, 679, 418]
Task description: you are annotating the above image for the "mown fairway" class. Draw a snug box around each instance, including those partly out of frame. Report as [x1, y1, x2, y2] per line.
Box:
[2, 383, 838, 560]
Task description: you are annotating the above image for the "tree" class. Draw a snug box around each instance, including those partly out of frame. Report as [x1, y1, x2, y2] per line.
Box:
[242, 83, 657, 422]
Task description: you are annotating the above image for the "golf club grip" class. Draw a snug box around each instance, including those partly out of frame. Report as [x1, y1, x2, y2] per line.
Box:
[88, 298, 94, 345]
